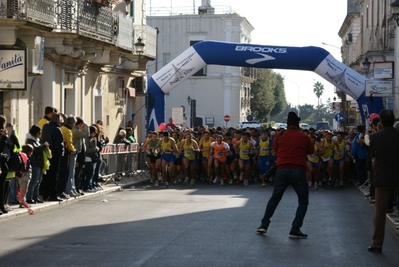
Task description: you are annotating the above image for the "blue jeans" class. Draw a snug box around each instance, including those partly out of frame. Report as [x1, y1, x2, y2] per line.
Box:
[26, 166, 42, 201]
[7, 178, 18, 204]
[65, 152, 78, 193]
[83, 161, 96, 190]
[261, 169, 309, 232]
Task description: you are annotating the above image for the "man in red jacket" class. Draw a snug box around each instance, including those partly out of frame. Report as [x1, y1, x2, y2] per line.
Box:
[257, 112, 314, 239]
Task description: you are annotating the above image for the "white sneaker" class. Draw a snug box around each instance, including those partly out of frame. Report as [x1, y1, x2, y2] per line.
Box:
[213, 177, 220, 184]
[233, 172, 237, 179]
[220, 180, 224, 186]
[154, 180, 159, 187]
[244, 179, 248, 186]
[183, 177, 189, 185]
[239, 173, 244, 181]
[308, 181, 312, 188]
[190, 179, 195, 186]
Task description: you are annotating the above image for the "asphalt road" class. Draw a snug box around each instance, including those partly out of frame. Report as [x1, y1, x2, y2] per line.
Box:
[0, 182, 398, 267]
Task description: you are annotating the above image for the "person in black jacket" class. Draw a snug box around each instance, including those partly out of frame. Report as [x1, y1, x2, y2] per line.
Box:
[39, 114, 65, 201]
[368, 110, 399, 253]
[25, 125, 49, 203]
[0, 115, 11, 214]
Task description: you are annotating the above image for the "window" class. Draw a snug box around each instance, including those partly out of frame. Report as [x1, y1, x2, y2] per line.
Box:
[163, 53, 171, 66]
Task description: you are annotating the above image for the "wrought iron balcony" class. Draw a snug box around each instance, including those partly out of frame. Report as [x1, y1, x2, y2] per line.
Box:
[241, 67, 257, 79]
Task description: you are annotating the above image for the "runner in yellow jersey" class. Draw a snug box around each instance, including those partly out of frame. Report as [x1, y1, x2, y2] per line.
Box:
[143, 131, 162, 186]
[198, 130, 213, 182]
[235, 132, 254, 186]
[180, 132, 200, 186]
[321, 131, 334, 186]
[171, 131, 182, 185]
[254, 131, 273, 187]
[333, 131, 346, 187]
[306, 134, 324, 189]
[153, 131, 178, 188]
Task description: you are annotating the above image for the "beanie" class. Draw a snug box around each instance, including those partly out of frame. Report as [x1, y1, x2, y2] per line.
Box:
[287, 112, 300, 127]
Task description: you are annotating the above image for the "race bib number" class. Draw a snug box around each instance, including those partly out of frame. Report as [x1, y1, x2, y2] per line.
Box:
[260, 147, 268, 153]
[241, 149, 249, 155]
[217, 152, 224, 158]
[322, 156, 331, 162]
[185, 150, 193, 157]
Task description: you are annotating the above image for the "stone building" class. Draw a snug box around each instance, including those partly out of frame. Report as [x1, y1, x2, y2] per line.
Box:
[0, 0, 156, 143]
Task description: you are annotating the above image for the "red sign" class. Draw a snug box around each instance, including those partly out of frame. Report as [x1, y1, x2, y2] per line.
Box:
[224, 115, 230, 122]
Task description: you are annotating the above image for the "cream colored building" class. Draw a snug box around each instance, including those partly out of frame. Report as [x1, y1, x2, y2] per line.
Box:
[0, 0, 156, 143]
[339, 0, 396, 122]
[147, 4, 255, 128]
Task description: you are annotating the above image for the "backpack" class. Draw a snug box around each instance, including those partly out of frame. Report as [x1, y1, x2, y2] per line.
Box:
[8, 152, 28, 174]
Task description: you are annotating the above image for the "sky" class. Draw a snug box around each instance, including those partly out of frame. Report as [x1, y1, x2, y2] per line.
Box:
[146, 0, 347, 107]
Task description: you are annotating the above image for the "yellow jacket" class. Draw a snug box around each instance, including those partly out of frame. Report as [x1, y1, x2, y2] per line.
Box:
[37, 117, 50, 129]
[60, 125, 76, 153]
[42, 147, 52, 174]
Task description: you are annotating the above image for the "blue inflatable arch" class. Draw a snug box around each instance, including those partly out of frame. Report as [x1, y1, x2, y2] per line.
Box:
[147, 40, 383, 130]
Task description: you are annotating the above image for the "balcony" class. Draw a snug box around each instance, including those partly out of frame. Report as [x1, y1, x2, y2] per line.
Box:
[0, 0, 156, 57]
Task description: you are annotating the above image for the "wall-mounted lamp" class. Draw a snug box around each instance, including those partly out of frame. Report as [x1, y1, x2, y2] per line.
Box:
[120, 37, 145, 63]
[187, 95, 191, 105]
[362, 57, 371, 74]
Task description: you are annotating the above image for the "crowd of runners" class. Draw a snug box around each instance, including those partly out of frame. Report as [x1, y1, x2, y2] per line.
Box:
[142, 123, 360, 190]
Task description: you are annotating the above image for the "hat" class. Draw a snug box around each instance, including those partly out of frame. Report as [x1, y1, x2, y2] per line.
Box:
[270, 131, 276, 136]
[369, 113, 380, 122]
[287, 112, 300, 127]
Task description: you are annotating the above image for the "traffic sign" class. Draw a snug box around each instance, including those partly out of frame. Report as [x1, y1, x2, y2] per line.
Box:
[334, 113, 344, 122]
[224, 115, 230, 122]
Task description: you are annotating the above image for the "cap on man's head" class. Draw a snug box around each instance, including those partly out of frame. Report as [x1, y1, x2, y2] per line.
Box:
[270, 131, 276, 136]
[287, 112, 300, 127]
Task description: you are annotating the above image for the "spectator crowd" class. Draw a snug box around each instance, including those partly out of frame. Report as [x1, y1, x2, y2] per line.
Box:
[0, 106, 137, 215]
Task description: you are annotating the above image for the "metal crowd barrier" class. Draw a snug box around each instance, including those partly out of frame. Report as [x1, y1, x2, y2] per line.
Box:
[100, 143, 149, 186]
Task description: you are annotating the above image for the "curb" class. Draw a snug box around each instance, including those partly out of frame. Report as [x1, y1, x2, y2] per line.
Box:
[0, 174, 150, 222]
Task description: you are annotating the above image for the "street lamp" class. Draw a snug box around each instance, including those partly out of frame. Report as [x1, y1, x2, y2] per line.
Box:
[284, 79, 315, 117]
[362, 57, 371, 77]
[120, 37, 146, 63]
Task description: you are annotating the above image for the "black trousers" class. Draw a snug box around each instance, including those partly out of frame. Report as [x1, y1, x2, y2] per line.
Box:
[39, 156, 60, 199]
[0, 159, 9, 211]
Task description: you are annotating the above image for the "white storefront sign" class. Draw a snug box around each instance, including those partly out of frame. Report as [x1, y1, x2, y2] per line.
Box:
[0, 49, 27, 90]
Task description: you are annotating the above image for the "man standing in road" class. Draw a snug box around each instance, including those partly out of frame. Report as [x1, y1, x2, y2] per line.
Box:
[368, 109, 399, 253]
[257, 112, 314, 238]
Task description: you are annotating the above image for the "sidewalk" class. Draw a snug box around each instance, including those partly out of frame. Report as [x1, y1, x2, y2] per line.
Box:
[357, 182, 399, 235]
[0, 170, 150, 222]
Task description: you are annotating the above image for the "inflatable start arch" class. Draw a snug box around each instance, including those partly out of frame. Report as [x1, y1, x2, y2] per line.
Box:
[147, 41, 384, 130]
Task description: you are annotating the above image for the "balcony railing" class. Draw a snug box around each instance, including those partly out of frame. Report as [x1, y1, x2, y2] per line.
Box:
[77, 0, 115, 43]
[241, 67, 257, 79]
[116, 13, 133, 50]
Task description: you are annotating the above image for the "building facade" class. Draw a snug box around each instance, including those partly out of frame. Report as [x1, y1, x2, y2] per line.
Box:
[147, 6, 255, 129]
[0, 0, 156, 143]
[339, 0, 396, 120]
